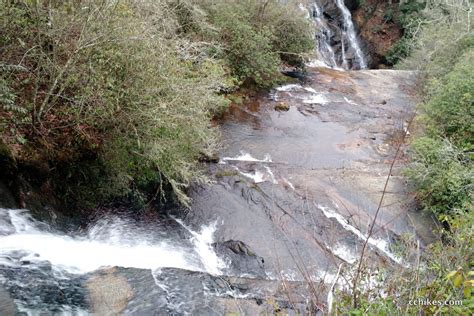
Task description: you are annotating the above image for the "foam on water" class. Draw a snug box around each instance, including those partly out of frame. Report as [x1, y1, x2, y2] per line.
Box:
[275, 84, 303, 92]
[239, 170, 266, 183]
[0, 208, 225, 275]
[221, 151, 272, 163]
[173, 219, 226, 275]
[302, 94, 328, 104]
[331, 244, 357, 264]
[317, 205, 402, 263]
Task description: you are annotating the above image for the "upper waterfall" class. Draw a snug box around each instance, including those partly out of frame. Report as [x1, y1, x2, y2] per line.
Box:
[310, 0, 368, 69]
[335, 0, 367, 69]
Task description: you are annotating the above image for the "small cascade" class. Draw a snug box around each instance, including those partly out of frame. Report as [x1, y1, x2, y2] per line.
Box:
[335, 0, 367, 69]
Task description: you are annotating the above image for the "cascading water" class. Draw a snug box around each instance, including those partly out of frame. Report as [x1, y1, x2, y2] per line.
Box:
[335, 0, 367, 69]
[0, 208, 224, 275]
[0, 208, 226, 313]
[309, 0, 367, 69]
[311, 2, 338, 68]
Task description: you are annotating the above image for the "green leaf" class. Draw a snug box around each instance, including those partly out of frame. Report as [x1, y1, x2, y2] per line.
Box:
[453, 274, 464, 288]
[463, 286, 471, 298]
[447, 270, 458, 279]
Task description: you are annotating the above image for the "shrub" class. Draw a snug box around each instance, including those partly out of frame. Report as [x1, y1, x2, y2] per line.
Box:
[406, 137, 472, 219]
[423, 51, 474, 150]
[198, 0, 313, 87]
[0, 1, 229, 206]
[0, 0, 313, 208]
[398, 0, 473, 223]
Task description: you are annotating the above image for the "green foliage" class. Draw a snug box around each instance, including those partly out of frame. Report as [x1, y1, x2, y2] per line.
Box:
[199, 0, 313, 87]
[0, 1, 229, 206]
[356, 0, 366, 8]
[214, 14, 280, 87]
[401, 0, 473, 224]
[396, 1, 425, 27]
[397, 0, 473, 73]
[406, 137, 472, 218]
[384, 1, 426, 65]
[423, 51, 474, 150]
[385, 37, 411, 65]
[0, 0, 313, 208]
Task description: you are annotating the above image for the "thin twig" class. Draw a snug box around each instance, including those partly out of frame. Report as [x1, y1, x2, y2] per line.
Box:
[352, 110, 417, 308]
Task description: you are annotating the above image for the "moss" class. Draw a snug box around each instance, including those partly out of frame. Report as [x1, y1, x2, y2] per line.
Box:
[215, 169, 239, 178]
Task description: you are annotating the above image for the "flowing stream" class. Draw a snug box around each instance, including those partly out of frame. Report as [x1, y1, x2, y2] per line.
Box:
[0, 209, 224, 275]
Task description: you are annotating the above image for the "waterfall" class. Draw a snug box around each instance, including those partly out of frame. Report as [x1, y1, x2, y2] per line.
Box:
[309, 0, 367, 70]
[341, 34, 348, 69]
[311, 2, 337, 68]
[335, 0, 367, 69]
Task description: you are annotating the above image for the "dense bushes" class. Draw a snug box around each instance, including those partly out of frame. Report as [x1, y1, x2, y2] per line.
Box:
[1, 1, 230, 206]
[401, 3, 473, 221]
[405, 48, 473, 221]
[198, 0, 313, 87]
[407, 137, 472, 219]
[0, 0, 313, 208]
[384, 1, 425, 65]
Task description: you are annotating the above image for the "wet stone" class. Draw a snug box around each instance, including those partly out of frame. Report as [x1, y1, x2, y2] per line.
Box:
[214, 240, 266, 278]
[274, 102, 290, 111]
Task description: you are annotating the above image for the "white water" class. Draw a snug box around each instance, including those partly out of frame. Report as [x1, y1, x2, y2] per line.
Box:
[317, 205, 401, 263]
[302, 93, 328, 104]
[335, 0, 367, 69]
[311, 2, 338, 68]
[0, 208, 225, 275]
[173, 218, 226, 275]
[221, 151, 272, 163]
[276, 84, 303, 92]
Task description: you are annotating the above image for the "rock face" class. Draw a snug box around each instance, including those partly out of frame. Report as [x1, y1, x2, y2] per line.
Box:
[344, 0, 358, 11]
[86, 267, 315, 315]
[214, 240, 266, 277]
[0, 286, 17, 316]
[351, 0, 402, 68]
[188, 67, 436, 290]
[0, 182, 16, 210]
[86, 268, 133, 315]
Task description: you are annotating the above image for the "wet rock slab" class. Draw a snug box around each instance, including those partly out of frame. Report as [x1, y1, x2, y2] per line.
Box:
[86, 267, 321, 315]
[186, 68, 436, 285]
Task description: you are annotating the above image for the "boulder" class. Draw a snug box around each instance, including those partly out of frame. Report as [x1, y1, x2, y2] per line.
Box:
[214, 240, 266, 278]
[274, 102, 290, 112]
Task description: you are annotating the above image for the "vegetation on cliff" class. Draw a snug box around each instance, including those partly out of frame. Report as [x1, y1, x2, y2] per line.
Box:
[352, 0, 425, 67]
[0, 0, 313, 209]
